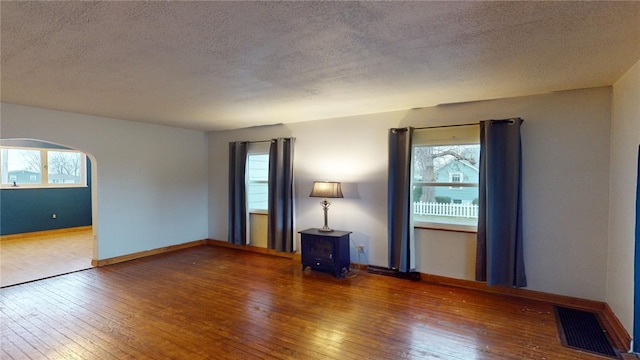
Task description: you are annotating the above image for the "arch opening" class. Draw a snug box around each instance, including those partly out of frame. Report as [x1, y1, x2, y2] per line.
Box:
[0, 137, 98, 285]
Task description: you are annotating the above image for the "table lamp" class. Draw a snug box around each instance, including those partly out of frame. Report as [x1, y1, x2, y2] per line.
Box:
[309, 181, 343, 232]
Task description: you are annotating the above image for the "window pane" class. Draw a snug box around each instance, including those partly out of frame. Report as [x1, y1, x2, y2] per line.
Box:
[412, 125, 479, 229]
[247, 154, 269, 181]
[413, 186, 478, 226]
[412, 143, 480, 228]
[247, 182, 268, 210]
[48, 151, 83, 184]
[1, 148, 42, 185]
[247, 154, 269, 210]
[413, 144, 480, 184]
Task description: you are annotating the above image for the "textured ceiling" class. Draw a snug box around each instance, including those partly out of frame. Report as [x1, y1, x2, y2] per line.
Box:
[2, 1, 639, 131]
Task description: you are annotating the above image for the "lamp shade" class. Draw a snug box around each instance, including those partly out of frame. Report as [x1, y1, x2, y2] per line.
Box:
[309, 181, 343, 198]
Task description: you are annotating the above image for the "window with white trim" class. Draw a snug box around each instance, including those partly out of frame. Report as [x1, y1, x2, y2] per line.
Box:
[1, 146, 87, 188]
[449, 172, 463, 189]
[246, 143, 270, 212]
[412, 125, 480, 232]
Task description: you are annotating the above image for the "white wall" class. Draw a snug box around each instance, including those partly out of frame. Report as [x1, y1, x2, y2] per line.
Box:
[208, 87, 612, 301]
[1, 103, 209, 260]
[608, 59, 640, 335]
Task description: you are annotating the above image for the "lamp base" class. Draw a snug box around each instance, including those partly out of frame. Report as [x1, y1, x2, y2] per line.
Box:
[318, 200, 334, 232]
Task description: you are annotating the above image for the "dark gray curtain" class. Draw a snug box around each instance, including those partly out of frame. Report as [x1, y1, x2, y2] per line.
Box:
[388, 127, 415, 272]
[267, 138, 295, 253]
[475, 118, 526, 287]
[634, 145, 640, 353]
[228, 141, 248, 245]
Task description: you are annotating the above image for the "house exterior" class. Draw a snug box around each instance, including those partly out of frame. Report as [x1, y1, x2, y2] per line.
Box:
[4, 170, 80, 185]
[49, 173, 82, 184]
[6, 170, 40, 184]
[433, 159, 479, 204]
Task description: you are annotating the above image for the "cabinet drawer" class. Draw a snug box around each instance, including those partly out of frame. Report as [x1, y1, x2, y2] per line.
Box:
[303, 255, 333, 268]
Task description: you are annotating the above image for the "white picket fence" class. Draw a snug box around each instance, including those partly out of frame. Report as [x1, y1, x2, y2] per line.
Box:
[413, 201, 478, 218]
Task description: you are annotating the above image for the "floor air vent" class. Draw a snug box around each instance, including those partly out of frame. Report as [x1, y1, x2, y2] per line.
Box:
[555, 306, 618, 358]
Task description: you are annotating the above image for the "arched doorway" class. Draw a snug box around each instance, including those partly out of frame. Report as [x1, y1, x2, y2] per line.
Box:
[0, 138, 98, 286]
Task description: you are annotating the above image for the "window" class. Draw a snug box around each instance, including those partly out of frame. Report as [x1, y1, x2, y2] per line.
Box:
[47, 150, 83, 184]
[412, 125, 480, 232]
[246, 152, 269, 212]
[449, 172, 462, 189]
[1, 146, 87, 188]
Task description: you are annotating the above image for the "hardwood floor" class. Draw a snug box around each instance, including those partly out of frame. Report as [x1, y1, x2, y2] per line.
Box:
[0, 245, 631, 359]
[0, 228, 93, 287]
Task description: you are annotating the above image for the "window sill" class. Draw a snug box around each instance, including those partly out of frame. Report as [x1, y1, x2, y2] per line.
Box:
[0, 184, 88, 190]
[249, 209, 268, 215]
[414, 222, 477, 234]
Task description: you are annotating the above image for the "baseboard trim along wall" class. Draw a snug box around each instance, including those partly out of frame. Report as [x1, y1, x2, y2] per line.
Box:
[91, 239, 207, 267]
[602, 302, 633, 352]
[0, 225, 92, 241]
[419, 273, 631, 352]
[92, 238, 631, 352]
[205, 239, 301, 261]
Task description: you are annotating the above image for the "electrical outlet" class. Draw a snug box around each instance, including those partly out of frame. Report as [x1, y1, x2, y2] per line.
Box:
[52, 214, 57, 219]
[357, 245, 364, 253]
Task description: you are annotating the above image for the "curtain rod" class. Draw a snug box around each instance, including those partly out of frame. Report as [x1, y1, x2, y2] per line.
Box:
[413, 122, 478, 130]
[233, 137, 295, 144]
[229, 139, 272, 144]
[412, 118, 523, 130]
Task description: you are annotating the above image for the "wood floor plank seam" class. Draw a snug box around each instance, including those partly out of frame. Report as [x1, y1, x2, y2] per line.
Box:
[53, 264, 292, 360]
[29, 279, 168, 356]
[20, 283, 139, 360]
[46, 278, 204, 360]
[1, 301, 71, 359]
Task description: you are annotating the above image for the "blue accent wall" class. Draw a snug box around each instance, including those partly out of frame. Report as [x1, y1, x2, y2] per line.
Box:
[0, 158, 92, 235]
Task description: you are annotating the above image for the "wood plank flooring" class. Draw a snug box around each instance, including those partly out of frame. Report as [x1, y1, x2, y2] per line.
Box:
[0, 229, 93, 287]
[0, 245, 631, 359]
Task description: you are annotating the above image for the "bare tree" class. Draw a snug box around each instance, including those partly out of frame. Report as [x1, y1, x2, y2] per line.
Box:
[21, 151, 81, 176]
[48, 152, 81, 176]
[414, 145, 478, 202]
[21, 151, 42, 173]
